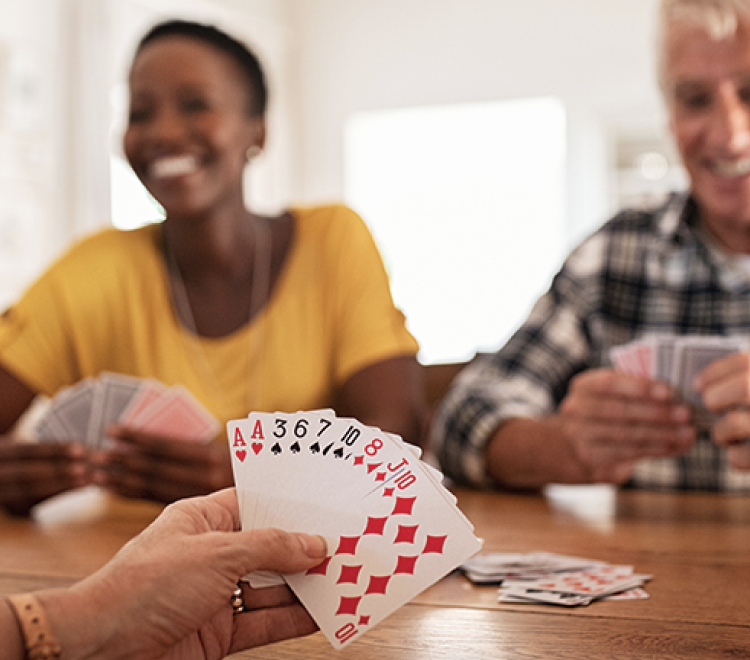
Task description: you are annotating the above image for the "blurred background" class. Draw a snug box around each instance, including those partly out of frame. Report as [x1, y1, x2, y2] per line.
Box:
[0, 0, 682, 364]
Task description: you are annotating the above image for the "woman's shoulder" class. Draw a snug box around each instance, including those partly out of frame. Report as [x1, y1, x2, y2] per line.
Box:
[290, 203, 372, 246]
[42, 224, 161, 283]
[57, 223, 159, 263]
[291, 203, 364, 227]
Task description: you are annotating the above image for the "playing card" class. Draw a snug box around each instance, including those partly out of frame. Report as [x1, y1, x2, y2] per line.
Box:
[501, 565, 651, 598]
[118, 378, 168, 426]
[33, 408, 70, 442]
[498, 588, 593, 607]
[461, 551, 605, 584]
[651, 336, 675, 382]
[123, 384, 219, 441]
[610, 341, 651, 377]
[34, 379, 96, 443]
[283, 461, 482, 648]
[601, 586, 650, 601]
[671, 336, 748, 407]
[86, 372, 143, 449]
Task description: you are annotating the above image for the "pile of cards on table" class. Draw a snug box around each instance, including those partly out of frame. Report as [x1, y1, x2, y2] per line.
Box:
[33, 371, 220, 448]
[610, 334, 748, 410]
[228, 409, 482, 648]
[461, 552, 650, 607]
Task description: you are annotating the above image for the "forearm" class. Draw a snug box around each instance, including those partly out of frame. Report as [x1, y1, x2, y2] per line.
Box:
[339, 355, 427, 446]
[486, 416, 589, 488]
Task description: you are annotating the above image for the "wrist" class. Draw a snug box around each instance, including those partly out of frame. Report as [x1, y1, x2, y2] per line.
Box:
[6, 593, 61, 660]
[30, 586, 117, 660]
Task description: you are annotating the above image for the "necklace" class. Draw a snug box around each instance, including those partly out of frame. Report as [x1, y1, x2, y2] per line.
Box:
[162, 218, 271, 416]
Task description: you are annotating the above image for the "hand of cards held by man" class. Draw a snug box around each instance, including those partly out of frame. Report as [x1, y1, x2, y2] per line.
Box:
[228, 410, 482, 649]
[610, 334, 749, 412]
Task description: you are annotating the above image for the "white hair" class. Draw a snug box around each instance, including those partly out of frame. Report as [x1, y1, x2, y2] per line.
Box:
[657, 0, 750, 89]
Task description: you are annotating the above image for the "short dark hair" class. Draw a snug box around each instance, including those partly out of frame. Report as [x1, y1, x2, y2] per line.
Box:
[135, 19, 268, 117]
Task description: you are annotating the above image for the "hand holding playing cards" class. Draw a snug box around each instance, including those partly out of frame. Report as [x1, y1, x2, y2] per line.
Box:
[558, 368, 696, 483]
[694, 351, 750, 470]
[0, 440, 89, 516]
[93, 425, 233, 504]
[7, 488, 326, 660]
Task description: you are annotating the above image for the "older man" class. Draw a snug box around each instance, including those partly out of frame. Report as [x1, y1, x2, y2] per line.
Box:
[432, 0, 750, 491]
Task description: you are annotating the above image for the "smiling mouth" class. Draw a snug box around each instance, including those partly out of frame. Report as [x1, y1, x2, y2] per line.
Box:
[712, 158, 750, 178]
[150, 155, 199, 179]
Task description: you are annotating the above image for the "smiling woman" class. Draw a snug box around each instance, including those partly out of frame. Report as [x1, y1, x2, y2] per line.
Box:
[0, 19, 425, 515]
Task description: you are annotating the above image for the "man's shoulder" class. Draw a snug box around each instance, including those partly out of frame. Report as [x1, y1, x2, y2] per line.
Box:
[561, 193, 683, 280]
[601, 192, 678, 236]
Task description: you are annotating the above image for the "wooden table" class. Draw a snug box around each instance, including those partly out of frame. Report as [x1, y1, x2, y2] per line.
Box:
[1, 484, 749, 658]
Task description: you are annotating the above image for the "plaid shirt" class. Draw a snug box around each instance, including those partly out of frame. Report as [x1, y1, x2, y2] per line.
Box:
[431, 192, 750, 491]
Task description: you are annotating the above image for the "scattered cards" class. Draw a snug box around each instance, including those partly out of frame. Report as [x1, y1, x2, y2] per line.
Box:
[462, 552, 650, 607]
[228, 409, 482, 649]
[460, 551, 607, 584]
[33, 372, 219, 448]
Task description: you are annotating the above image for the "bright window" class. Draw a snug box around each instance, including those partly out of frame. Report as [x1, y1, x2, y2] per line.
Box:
[110, 155, 164, 230]
[345, 97, 567, 364]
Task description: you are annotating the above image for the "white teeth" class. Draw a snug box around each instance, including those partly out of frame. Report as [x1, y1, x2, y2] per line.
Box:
[713, 159, 750, 177]
[150, 155, 198, 179]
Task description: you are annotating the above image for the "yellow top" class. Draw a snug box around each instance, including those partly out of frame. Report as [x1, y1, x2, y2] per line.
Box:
[0, 204, 418, 435]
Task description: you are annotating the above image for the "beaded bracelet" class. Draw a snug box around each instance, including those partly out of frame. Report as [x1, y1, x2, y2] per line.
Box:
[7, 593, 62, 660]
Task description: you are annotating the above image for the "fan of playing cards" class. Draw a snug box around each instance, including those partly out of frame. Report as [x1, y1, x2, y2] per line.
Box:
[611, 334, 749, 419]
[228, 410, 482, 649]
[33, 372, 220, 448]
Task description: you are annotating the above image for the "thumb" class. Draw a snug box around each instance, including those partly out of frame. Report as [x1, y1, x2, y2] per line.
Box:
[234, 528, 328, 575]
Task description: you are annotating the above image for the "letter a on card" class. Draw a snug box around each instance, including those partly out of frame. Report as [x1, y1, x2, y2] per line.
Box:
[250, 419, 264, 439]
[233, 427, 247, 447]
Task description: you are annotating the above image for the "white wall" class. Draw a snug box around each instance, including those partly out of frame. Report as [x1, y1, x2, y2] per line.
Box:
[0, 0, 672, 317]
[0, 0, 72, 306]
[290, 0, 667, 246]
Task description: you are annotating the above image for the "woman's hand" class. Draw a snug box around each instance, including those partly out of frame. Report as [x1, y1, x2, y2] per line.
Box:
[0, 441, 89, 515]
[92, 425, 233, 503]
[37, 488, 327, 660]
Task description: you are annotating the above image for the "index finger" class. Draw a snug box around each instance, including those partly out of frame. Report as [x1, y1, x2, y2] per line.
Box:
[0, 441, 86, 461]
[693, 351, 749, 392]
[570, 368, 674, 401]
[107, 424, 214, 460]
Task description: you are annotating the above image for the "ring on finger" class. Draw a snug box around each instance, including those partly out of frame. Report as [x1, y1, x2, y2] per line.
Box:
[231, 583, 245, 615]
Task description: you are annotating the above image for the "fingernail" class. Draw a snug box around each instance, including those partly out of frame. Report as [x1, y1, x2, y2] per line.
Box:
[671, 405, 691, 422]
[70, 443, 88, 457]
[651, 382, 671, 400]
[299, 533, 328, 558]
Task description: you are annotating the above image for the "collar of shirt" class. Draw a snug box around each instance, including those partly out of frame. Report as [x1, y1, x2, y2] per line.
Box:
[657, 192, 750, 294]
